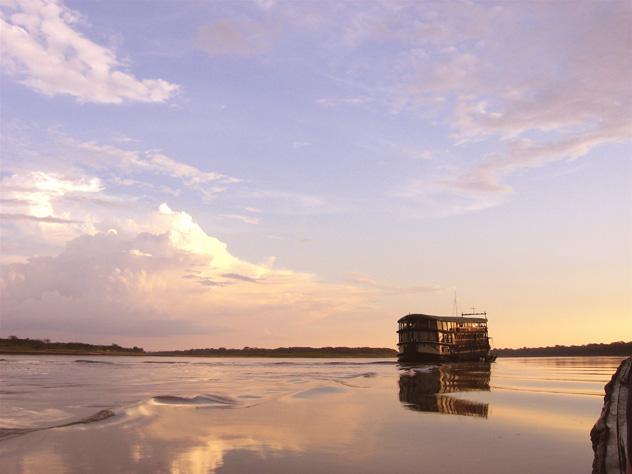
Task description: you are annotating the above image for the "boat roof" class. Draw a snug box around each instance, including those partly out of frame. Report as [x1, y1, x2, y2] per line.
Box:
[398, 313, 487, 324]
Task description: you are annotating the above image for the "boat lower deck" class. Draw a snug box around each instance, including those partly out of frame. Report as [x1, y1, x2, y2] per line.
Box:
[398, 352, 496, 363]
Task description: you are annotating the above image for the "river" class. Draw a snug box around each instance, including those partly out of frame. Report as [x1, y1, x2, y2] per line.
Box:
[0, 355, 623, 473]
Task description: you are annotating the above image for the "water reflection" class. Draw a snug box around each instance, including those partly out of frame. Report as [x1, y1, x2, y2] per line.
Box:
[1, 357, 617, 473]
[398, 363, 491, 418]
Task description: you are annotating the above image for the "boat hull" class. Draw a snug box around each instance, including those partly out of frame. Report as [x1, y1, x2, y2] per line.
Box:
[398, 352, 496, 364]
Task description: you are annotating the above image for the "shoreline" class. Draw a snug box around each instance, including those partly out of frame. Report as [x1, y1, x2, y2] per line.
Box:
[1, 351, 629, 359]
[0, 350, 398, 358]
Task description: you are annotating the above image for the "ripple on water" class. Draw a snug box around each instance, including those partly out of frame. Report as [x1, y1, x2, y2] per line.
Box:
[151, 394, 239, 407]
[293, 386, 347, 399]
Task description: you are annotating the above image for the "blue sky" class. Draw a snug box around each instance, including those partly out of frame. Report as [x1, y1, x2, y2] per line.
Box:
[1, 0, 630, 349]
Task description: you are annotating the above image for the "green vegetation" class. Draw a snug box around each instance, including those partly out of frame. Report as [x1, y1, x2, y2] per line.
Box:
[0, 336, 144, 355]
[493, 341, 632, 357]
[0, 336, 396, 357]
[8, 336, 629, 359]
[151, 346, 398, 358]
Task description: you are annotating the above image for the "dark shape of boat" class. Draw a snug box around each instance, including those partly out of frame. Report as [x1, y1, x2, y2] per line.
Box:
[397, 312, 496, 363]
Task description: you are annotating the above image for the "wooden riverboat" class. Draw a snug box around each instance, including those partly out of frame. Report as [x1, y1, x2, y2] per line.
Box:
[397, 312, 495, 363]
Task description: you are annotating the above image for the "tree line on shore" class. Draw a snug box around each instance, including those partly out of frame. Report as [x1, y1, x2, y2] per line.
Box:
[492, 341, 631, 357]
[2, 336, 630, 358]
[0, 336, 396, 357]
[0, 336, 144, 353]
[152, 346, 398, 357]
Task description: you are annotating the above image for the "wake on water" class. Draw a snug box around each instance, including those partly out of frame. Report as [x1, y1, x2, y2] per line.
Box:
[0, 392, 243, 441]
[0, 409, 116, 441]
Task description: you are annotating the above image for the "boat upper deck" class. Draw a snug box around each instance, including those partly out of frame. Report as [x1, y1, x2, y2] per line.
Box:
[398, 314, 487, 324]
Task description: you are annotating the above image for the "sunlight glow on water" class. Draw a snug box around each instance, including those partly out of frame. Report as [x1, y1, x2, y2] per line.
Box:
[0, 355, 624, 473]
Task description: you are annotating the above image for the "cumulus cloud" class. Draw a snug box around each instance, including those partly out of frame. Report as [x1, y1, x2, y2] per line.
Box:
[0, 0, 178, 103]
[0, 205, 373, 342]
[0, 171, 105, 255]
[1, 171, 103, 218]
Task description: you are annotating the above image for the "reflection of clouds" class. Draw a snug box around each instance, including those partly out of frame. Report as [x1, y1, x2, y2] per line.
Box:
[490, 405, 596, 438]
[82, 388, 378, 473]
[0, 371, 386, 473]
[0, 204, 375, 342]
[140, 393, 372, 469]
[0, 359, 605, 474]
[169, 437, 259, 474]
[20, 448, 65, 474]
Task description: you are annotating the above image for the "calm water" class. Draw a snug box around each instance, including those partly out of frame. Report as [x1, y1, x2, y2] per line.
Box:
[0, 355, 624, 473]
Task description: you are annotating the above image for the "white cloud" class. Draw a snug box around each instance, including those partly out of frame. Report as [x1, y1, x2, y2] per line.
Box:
[68, 139, 240, 200]
[188, 2, 630, 217]
[0, 171, 105, 260]
[387, 2, 632, 212]
[0, 171, 103, 218]
[0, 205, 373, 342]
[218, 214, 260, 225]
[0, 213, 79, 224]
[0, 0, 179, 103]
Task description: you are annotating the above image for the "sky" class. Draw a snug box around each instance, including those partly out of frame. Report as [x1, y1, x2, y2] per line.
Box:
[0, 0, 630, 350]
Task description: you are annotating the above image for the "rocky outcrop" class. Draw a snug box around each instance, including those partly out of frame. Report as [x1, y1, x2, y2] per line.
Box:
[591, 357, 631, 474]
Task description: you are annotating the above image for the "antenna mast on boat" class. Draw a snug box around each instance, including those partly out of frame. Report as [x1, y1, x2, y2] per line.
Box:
[453, 290, 459, 317]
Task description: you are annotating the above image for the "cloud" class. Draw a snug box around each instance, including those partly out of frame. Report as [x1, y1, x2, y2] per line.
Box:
[0, 170, 125, 261]
[67, 139, 240, 200]
[0, 205, 373, 341]
[195, 19, 277, 56]
[0, 213, 79, 224]
[0, 170, 102, 220]
[438, 124, 632, 200]
[218, 214, 260, 225]
[202, 2, 630, 216]
[387, 2, 632, 213]
[56, 194, 130, 209]
[222, 273, 261, 283]
[315, 97, 374, 108]
[186, 3, 630, 216]
[244, 190, 337, 216]
[0, 0, 179, 103]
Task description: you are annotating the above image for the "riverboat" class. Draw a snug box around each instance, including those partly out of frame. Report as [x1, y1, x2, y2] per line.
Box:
[397, 312, 495, 363]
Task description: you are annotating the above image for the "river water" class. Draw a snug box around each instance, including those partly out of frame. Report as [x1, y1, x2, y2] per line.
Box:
[0, 355, 624, 473]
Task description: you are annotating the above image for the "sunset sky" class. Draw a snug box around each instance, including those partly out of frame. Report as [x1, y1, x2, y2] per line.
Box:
[1, 0, 630, 350]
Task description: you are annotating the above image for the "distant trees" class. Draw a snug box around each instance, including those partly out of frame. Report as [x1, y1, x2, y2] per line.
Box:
[152, 346, 398, 357]
[0, 337, 396, 357]
[0, 337, 145, 354]
[493, 341, 632, 357]
[11, 337, 629, 359]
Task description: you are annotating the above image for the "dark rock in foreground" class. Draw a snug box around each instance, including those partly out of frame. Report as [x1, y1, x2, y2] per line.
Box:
[591, 356, 631, 474]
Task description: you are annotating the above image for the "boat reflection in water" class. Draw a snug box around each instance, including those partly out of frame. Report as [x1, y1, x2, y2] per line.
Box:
[398, 362, 491, 418]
